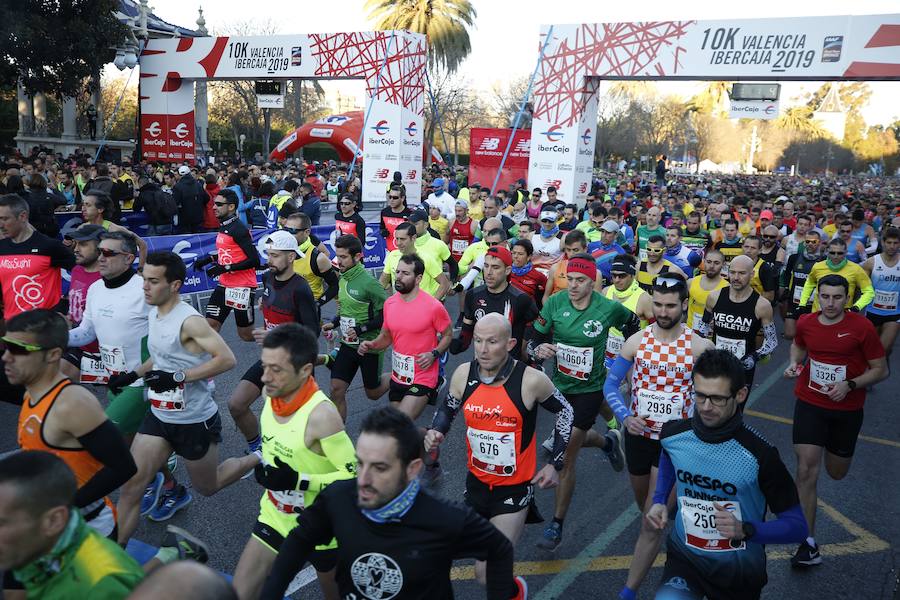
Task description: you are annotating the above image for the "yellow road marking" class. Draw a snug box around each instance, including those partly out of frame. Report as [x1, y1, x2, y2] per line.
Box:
[450, 499, 888, 580]
[744, 408, 900, 449]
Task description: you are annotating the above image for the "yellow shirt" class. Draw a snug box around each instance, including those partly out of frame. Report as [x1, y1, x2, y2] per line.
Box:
[799, 259, 874, 311]
[467, 198, 485, 223]
[429, 216, 449, 240]
[687, 275, 728, 330]
[823, 223, 837, 238]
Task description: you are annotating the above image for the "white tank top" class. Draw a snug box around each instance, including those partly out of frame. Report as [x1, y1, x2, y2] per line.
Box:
[148, 301, 216, 424]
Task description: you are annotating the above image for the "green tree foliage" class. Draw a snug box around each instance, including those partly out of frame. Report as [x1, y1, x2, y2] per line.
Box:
[0, 0, 126, 97]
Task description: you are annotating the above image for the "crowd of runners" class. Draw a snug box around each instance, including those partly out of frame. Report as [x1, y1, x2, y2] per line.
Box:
[0, 151, 897, 599]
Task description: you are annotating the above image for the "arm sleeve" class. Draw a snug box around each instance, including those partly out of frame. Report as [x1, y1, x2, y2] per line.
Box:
[450, 318, 474, 355]
[780, 254, 797, 288]
[318, 266, 340, 306]
[260, 495, 334, 600]
[294, 286, 321, 334]
[651, 449, 676, 505]
[49, 240, 76, 270]
[854, 269, 875, 311]
[301, 431, 356, 493]
[459, 253, 485, 290]
[603, 356, 634, 424]
[230, 228, 262, 271]
[696, 309, 713, 338]
[452, 509, 516, 600]
[430, 392, 463, 433]
[750, 504, 808, 545]
[748, 444, 807, 544]
[446, 254, 459, 280]
[74, 420, 137, 508]
[539, 388, 574, 471]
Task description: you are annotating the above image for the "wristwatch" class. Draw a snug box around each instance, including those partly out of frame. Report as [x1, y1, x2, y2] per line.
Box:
[225, 264, 232, 272]
[741, 521, 756, 540]
[431, 349, 441, 359]
[173, 370, 186, 384]
[847, 379, 857, 390]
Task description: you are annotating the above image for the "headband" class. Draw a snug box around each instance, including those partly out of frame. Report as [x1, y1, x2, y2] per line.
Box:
[567, 257, 597, 281]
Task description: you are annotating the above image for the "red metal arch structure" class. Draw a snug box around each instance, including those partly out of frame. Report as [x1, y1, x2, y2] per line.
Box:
[139, 31, 427, 205]
[526, 14, 900, 204]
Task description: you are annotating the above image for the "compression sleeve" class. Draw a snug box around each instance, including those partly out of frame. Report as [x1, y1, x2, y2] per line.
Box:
[446, 254, 459, 280]
[459, 253, 485, 290]
[50, 240, 76, 270]
[780, 254, 798, 288]
[355, 311, 383, 334]
[854, 273, 875, 311]
[431, 393, 463, 433]
[450, 320, 474, 354]
[748, 504, 808, 545]
[300, 431, 356, 493]
[621, 313, 641, 339]
[539, 389, 573, 471]
[652, 450, 676, 505]
[74, 420, 137, 508]
[318, 268, 339, 305]
[525, 324, 551, 358]
[453, 509, 516, 600]
[603, 356, 634, 425]
[756, 322, 778, 359]
[866, 236, 878, 255]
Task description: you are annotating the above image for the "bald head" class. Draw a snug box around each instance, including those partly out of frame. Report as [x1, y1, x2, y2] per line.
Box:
[763, 225, 779, 237]
[483, 217, 502, 233]
[474, 313, 512, 342]
[128, 561, 237, 600]
[730, 255, 754, 271]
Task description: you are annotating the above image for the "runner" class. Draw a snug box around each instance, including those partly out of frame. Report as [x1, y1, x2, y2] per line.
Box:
[542, 229, 593, 305]
[325, 234, 390, 420]
[379, 183, 412, 252]
[588, 220, 627, 284]
[80, 189, 149, 266]
[510, 239, 548, 309]
[359, 253, 452, 421]
[284, 212, 338, 308]
[334, 194, 367, 248]
[781, 213, 815, 261]
[450, 246, 539, 360]
[741, 235, 778, 302]
[837, 220, 868, 264]
[637, 235, 686, 292]
[759, 225, 785, 268]
[645, 349, 808, 600]
[380, 222, 450, 300]
[636, 206, 666, 261]
[798, 238, 874, 313]
[456, 220, 505, 295]
[663, 226, 702, 277]
[260, 406, 526, 600]
[699, 255, 777, 390]
[8, 309, 135, 541]
[780, 231, 824, 340]
[784, 274, 887, 568]
[425, 313, 573, 585]
[410, 209, 459, 286]
[528, 254, 639, 550]
[711, 219, 743, 277]
[861, 226, 900, 360]
[602, 255, 654, 369]
[602, 275, 714, 599]
[681, 212, 711, 257]
[227, 231, 321, 455]
[113, 251, 260, 546]
[232, 323, 356, 600]
[686, 249, 728, 332]
[194, 188, 262, 342]
[60, 224, 104, 382]
[531, 210, 564, 274]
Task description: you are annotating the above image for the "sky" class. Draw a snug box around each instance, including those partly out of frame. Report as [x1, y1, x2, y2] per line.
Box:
[145, 0, 900, 125]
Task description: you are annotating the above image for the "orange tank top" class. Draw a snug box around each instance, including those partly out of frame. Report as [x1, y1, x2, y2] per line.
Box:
[551, 258, 569, 295]
[460, 360, 536, 487]
[18, 379, 106, 489]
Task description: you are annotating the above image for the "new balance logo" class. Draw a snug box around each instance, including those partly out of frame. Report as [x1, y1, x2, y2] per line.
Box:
[479, 138, 500, 151]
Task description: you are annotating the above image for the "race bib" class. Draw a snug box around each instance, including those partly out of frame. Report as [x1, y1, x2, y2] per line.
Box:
[793, 285, 803, 303]
[557, 343, 593, 381]
[149, 385, 185, 412]
[467, 428, 517, 476]
[268, 489, 305, 514]
[808, 359, 846, 393]
[605, 332, 624, 359]
[391, 351, 416, 385]
[680, 497, 745, 552]
[224, 287, 251, 310]
[635, 388, 684, 432]
[451, 238, 468, 254]
[99, 344, 127, 375]
[715, 336, 745, 358]
[79, 352, 107, 385]
[691, 312, 705, 332]
[638, 247, 648, 262]
[873, 290, 898, 312]
[721, 261, 730, 278]
[339, 316, 356, 344]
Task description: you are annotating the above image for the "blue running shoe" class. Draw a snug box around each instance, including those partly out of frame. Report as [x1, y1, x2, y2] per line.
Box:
[140, 472, 164, 516]
[537, 521, 562, 551]
[148, 484, 192, 522]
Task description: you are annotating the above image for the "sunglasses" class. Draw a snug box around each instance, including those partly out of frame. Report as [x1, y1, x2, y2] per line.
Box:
[2, 336, 45, 355]
[213, 201, 228, 206]
[611, 272, 630, 279]
[283, 227, 308, 234]
[646, 248, 664, 254]
[388, 195, 401, 200]
[339, 201, 353, 206]
[828, 251, 846, 256]
[656, 275, 685, 288]
[99, 248, 127, 258]
[762, 235, 777, 240]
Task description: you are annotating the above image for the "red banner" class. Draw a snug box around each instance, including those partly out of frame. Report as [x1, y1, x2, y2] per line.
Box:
[468, 128, 530, 193]
[141, 111, 196, 164]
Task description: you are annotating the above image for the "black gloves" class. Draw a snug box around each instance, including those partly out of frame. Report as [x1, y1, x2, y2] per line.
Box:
[107, 371, 139, 394]
[193, 255, 213, 272]
[144, 370, 181, 393]
[254, 456, 301, 492]
[205, 264, 226, 278]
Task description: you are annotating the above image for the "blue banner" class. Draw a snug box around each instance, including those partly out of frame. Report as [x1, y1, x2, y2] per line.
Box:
[57, 210, 151, 238]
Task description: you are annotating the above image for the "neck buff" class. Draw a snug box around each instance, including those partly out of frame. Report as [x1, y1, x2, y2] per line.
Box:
[511, 262, 533, 277]
[826, 256, 848, 271]
[361, 478, 421, 524]
[692, 407, 743, 443]
[103, 268, 135, 289]
[612, 279, 641, 301]
[14, 510, 80, 586]
[271, 376, 319, 417]
[541, 225, 560, 238]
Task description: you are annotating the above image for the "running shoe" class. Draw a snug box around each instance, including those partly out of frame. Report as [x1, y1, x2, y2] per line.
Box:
[148, 485, 192, 522]
[160, 525, 210, 564]
[420, 461, 443, 487]
[167, 452, 178, 473]
[536, 521, 562, 551]
[790, 541, 822, 568]
[140, 472, 164, 516]
[604, 428, 626, 472]
[513, 575, 528, 600]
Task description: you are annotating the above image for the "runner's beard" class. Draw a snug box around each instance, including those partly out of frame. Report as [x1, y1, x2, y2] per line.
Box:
[655, 314, 679, 330]
[394, 280, 413, 294]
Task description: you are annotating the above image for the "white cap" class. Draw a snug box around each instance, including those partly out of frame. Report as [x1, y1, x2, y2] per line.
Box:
[539, 210, 558, 222]
[266, 230, 303, 257]
[178, 165, 191, 176]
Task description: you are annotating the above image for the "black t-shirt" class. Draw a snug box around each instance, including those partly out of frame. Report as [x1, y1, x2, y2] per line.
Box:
[261, 479, 515, 600]
[260, 272, 319, 332]
[464, 284, 539, 355]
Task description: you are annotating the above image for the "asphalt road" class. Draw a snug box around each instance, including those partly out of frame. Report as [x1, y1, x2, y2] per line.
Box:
[1, 297, 898, 600]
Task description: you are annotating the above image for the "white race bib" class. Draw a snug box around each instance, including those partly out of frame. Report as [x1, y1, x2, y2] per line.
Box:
[224, 287, 251, 310]
[680, 497, 745, 552]
[99, 344, 127, 375]
[268, 489, 305, 514]
[339, 316, 356, 344]
[149, 386, 185, 411]
[635, 388, 685, 431]
[808, 359, 846, 393]
[715, 336, 746, 358]
[605, 332, 624, 358]
[873, 290, 898, 312]
[557, 343, 593, 380]
[792, 285, 803, 303]
[638, 247, 648, 262]
[391, 351, 416, 385]
[79, 352, 107, 385]
[691, 312, 705, 332]
[451, 238, 468, 254]
[466, 428, 517, 476]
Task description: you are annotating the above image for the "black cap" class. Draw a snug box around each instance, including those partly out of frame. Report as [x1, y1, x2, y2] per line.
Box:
[409, 209, 428, 223]
[65, 224, 105, 241]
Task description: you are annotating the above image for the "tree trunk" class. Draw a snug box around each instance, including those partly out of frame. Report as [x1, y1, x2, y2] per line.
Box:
[263, 108, 272, 156]
[453, 132, 459, 168]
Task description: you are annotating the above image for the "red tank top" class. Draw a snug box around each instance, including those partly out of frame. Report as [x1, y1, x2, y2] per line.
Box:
[68, 266, 102, 352]
[216, 229, 258, 288]
[461, 361, 536, 487]
[381, 211, 409, 252]
[448, 219, 476, 260]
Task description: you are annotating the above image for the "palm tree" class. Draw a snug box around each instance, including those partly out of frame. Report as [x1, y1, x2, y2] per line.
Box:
[687, 81, 732, 117]
[776, 106, 826, 139]
[365, 0, 477, 74]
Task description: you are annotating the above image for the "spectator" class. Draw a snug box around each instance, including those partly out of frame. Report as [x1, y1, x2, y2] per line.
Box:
[298, 181, 321, 226]
[24, 173, 63, 237]
[173, 165, 204, 233]
[133, 175, 176, 235]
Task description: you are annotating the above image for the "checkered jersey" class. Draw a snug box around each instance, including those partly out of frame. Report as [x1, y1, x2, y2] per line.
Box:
[631, 325, 695, 440]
